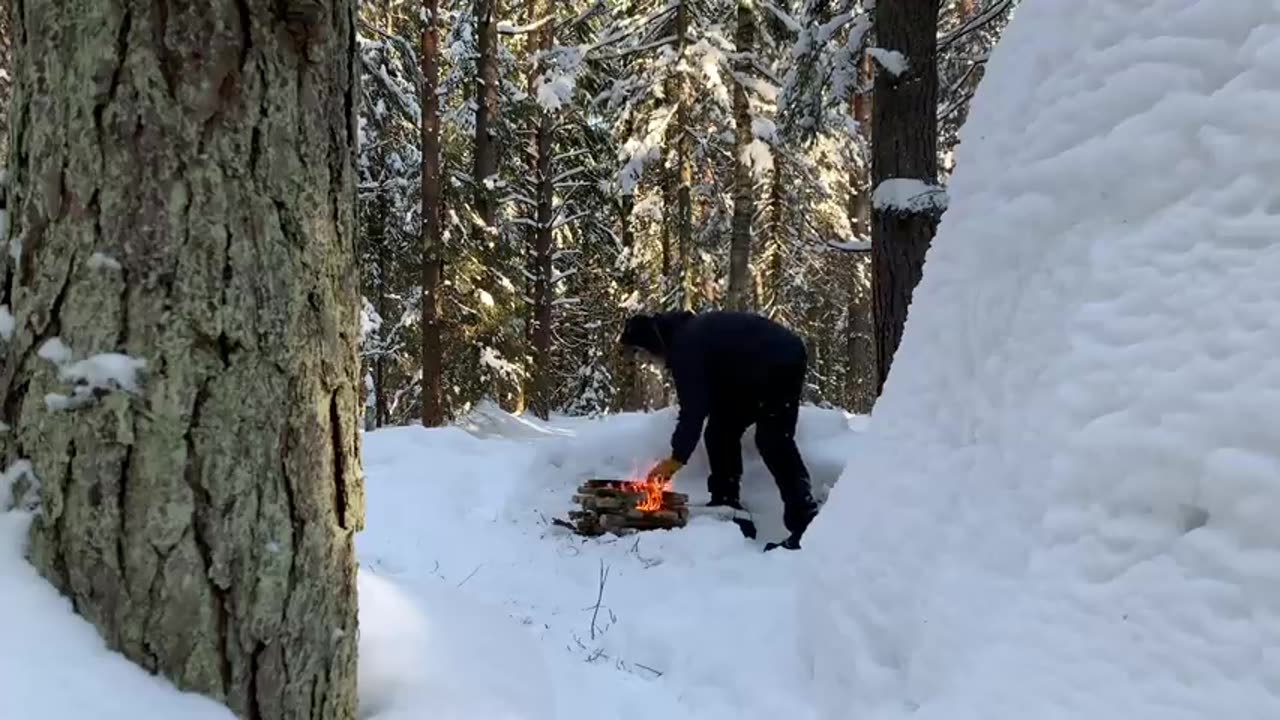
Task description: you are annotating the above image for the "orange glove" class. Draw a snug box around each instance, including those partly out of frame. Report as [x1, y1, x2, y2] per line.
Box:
[646, 457, 683, 483]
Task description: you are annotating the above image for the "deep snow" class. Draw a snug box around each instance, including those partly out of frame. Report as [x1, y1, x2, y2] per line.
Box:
[0, 403, 863, 719]
[800, 0, 1280, 718]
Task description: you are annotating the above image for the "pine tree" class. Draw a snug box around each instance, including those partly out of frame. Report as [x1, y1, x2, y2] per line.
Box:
[871, 0, 945, 394]
[1, 2, 362, 717]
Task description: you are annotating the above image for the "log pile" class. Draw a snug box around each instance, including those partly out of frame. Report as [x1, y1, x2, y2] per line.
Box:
[564, 479, 689, 536]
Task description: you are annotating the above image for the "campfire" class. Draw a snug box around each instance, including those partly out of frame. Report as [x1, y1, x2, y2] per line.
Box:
[561, 476, 690, 536]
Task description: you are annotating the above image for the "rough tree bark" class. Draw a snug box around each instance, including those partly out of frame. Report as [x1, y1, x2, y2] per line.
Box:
[0, 2, 363, 719]
[726, 0, 755, 312]
[526, 0, 555, 419]
[421, 0, 446, 427]
[871, 0, 943, 396]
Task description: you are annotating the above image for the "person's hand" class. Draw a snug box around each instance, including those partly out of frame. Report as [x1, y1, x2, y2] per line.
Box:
[646, 457, 683, 483]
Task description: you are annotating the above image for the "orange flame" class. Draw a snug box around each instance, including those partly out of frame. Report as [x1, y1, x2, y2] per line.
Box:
[625, 477, 669, 513]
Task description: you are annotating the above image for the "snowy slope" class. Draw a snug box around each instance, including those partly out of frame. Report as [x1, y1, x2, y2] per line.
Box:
[801, 1, 1280, 718]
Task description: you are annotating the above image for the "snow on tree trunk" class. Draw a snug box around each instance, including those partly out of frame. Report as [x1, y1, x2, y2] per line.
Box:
[0, 2, 362, 718]
[727, 0, 756, 312]
[526, 0, 556, 420]
[421, 0, 446, 427]
[871, 0, 943, 396]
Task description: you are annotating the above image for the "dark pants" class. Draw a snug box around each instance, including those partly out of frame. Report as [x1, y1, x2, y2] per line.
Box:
[704, 354, 818, 537]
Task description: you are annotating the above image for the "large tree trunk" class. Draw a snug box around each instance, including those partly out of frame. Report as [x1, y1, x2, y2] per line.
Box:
[0, 2, 362, 719]
[726, 0, 755, 312]
[421, 0, 446, 427]
[526, 0, 555, 419]
[871, 0, 942, 396]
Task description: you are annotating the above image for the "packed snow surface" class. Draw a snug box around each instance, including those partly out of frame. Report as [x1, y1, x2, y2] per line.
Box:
[0, 403, 863, 719]
[801, 0, 1280, 719]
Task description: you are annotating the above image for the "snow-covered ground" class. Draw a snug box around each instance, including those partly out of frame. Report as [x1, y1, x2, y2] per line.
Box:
[1, 402, 864, 720]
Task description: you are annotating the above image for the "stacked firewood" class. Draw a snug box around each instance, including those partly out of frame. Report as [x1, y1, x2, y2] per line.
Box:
[564, 479, 690, 536]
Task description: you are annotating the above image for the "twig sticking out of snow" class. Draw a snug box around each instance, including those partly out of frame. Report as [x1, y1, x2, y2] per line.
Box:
[590, 559, 610, 641]
[456, 564, 483, 588]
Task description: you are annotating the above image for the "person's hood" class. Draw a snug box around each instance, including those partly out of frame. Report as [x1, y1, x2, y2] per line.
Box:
[619, 310, 694, 357]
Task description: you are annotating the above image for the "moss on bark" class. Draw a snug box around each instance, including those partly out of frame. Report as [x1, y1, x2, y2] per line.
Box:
[0, 1, 363, 718]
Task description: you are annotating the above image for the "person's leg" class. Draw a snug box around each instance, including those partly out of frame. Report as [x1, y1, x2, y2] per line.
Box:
[754, 356, 818, 546]
[703, 413, 747, 508]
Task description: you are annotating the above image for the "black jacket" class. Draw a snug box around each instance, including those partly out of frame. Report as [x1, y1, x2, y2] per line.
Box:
[622, 311, 807, 463]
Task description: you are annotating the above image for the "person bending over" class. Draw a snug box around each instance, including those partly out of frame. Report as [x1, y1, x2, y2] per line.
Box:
[620, 310, 819, 551]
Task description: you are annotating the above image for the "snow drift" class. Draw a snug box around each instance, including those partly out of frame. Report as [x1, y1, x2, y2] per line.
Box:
[801, 1, 1280, 718]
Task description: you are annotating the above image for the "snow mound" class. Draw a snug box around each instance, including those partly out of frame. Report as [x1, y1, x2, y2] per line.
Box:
[802, 1, 1280, 719]
[0, 513, 236, 720]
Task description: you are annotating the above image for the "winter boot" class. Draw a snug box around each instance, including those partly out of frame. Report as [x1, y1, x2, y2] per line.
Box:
[707, 492, 745, 511]
[763, 534, 801, 552]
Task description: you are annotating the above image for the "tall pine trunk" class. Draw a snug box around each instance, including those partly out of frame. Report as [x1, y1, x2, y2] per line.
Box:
[845, 50, 875, 412]
[614, 194, 646, 412]
[727, 0, 755, 311]
[871, 0, 942, 395]
[672, 0, 693, 311]
[1, 2, 362, 718]
[421, 0, 446, 426]
[526, 0, 556, 419]
[472, 0, 521, 412]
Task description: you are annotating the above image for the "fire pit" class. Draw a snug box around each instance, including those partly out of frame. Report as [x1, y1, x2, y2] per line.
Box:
[563, 478, 690, 536]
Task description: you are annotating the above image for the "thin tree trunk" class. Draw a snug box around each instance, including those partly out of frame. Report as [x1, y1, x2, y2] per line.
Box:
[850, 51, 874, 238]
[871, 0, 942, 396]
[673, 0, 693, 311]
[761, 162, 786, 319]
[474, 0, 523, 412]
[374, 246, 389, 428]
[845, 49, 875, 412]
[421, 0, 447, 427]
[615, 194, 646, 412]
[527, 0, 556, 419]
[1, 2, 362, 718]
[727, 0, 755, 311]
[474, 0, 500, 231]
